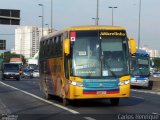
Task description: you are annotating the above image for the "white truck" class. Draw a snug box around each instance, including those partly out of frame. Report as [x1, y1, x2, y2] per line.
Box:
[27, 59, 38, 70]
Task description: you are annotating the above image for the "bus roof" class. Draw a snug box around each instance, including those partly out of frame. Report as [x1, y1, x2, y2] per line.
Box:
[41, 25, 126, 41]
[64, 25, 126, 31]
[135, 49, 150, 57]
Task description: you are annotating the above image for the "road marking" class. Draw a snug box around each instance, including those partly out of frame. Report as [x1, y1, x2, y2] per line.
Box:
[131, 96, 144, 100]
[131, 89, 160, 95]
[84, 117, 97, 120]
[0, 99, 11, 114]
[0, 81, 79, 114]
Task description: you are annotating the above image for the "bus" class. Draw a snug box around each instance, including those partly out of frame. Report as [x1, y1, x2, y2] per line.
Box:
[131, 49, 151, 88]
[39, 25, 136, 106]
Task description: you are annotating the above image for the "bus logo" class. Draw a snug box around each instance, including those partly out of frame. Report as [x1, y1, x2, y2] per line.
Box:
[70, 32, 76, 41]
[99, 83, 104, 87]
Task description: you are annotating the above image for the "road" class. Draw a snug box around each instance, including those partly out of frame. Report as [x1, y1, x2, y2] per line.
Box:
[0, 78, 160, 120]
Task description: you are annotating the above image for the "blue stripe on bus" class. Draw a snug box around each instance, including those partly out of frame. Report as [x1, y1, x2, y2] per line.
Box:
[82, 78, 120, 94]
[132, 77, 148, 80]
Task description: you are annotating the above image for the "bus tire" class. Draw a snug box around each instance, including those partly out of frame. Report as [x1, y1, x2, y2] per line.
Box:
[63, 98, 69, 106]
[110, 98, 119, 106]
[43, 89, 52, 100]
[44, 93, 52, 100]
[16, 76, 20, 81]
[146, 81, 152, 90]
[2, 77, 5, 81]
[43, 83, 52, 100]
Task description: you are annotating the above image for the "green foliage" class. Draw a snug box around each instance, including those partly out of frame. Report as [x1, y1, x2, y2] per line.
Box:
[0, 51, 26, 64]
[154, 57, 160, 70]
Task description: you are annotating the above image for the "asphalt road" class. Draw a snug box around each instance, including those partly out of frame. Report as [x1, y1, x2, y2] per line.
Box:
[0, 77, 160, 120]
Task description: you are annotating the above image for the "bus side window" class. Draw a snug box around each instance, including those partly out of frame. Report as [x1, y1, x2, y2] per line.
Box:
[57, 36, 60, 57]
[39, 42, 42, 58]
[49, 39, 52, 57]
[42, 41, 45, 57]
[53, 37, 56, 57]
[56, 37, 59, 57]
[50, 38, 54, 57]
[43, 41, 46, 58]
[59, 35, 63, 57]
[47, 39, 50, 57]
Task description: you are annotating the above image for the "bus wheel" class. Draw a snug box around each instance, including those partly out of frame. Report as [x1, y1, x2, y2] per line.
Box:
[63, 98, 69, 106]
[2, 77, 5, 80]
[43, 83, 51, 100]
[146, 81, 152, 90]
[110, 98, 119, 106]
[43, 90, 52, 100]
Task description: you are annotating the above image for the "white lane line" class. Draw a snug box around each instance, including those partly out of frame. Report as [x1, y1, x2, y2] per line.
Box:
[0, 81, 79, 114]
[84, 117, 97, 120]
[131, 96, 144, 100]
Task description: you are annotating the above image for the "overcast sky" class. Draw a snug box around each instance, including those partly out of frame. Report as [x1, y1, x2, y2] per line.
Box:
[0, 0, 160, 51]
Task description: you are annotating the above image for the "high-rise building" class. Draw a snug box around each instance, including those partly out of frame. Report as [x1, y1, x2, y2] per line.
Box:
[13, 26, 51, 59]
[141, 46, 160, 57]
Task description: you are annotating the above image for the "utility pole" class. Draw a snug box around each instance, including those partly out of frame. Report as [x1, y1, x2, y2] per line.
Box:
[108, 6, 117, 26]
[138, 0, 141, 49]
[38, 4, 44, 37]
[96, 0, 99, 25]
[51, 0, 53, 32]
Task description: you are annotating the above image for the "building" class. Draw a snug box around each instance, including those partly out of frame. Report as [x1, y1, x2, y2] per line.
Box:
[13, 26, 51, 59]
[148, 49, 160, 57]
[141, 47, 160, 57]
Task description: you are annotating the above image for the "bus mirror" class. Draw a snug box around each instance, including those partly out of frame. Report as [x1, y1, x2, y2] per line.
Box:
[64, 39, 70, 55]
[129, 38, 136, 55]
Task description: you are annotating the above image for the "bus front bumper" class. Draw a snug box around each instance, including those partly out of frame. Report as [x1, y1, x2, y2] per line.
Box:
[131, 80, 149, 87]
[67, 84, 130, 100]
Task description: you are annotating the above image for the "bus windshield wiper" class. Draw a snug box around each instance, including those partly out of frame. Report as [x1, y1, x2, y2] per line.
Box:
[105, 61, 117, 78]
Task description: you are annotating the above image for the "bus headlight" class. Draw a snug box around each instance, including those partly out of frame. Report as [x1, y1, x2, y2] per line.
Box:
[69, 80, 84, 87]
[118, 80, 130, 86]
[144, 78, 149, 82]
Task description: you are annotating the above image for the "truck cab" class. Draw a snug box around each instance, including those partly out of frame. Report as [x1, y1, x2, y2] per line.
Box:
[1, 63, 22, 81]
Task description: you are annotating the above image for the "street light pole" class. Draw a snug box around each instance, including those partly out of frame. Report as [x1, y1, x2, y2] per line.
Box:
[96, 0, 99, 25]
[138, 0, 141, 49]
[51, 0, 53, 32]
[38, 4, 44, 37]
[92, 18, 97, 25]
[108, 6, 117, 26]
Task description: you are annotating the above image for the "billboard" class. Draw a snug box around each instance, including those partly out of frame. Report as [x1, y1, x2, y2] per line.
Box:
[0, 9, 20, 25]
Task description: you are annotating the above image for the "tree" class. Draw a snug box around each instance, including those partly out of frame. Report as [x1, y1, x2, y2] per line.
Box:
[154, 57, 160, 71]
[0, 51, 26, 64]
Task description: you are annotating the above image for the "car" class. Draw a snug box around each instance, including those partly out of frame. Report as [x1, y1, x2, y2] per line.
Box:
[1, 63, 22, 81]
[22, 68, 33, 79]
[32, 69, 39, 78]
[152, 72, 160, 77]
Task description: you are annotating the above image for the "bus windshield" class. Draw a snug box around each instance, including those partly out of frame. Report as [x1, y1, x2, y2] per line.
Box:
[131, 57, 150, 76]
[70, 31, 130, 77]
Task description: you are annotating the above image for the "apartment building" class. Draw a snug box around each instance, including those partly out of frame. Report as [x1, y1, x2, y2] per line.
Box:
[13, 26, 51, 59]
[141, 47, 160, 57]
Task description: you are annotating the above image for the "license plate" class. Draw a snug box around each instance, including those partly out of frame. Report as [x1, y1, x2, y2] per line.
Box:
[96, 91, 106, 94]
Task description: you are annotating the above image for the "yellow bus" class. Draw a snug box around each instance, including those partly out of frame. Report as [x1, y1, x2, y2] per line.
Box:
[39, 25, 136, 106]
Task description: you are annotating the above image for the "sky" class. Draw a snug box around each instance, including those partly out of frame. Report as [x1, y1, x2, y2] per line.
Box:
[0, 0, 160, 51]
